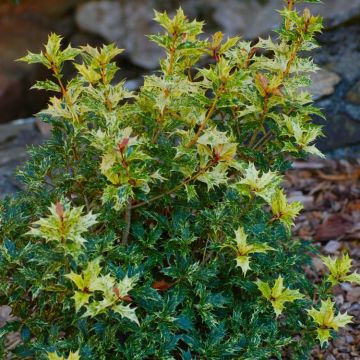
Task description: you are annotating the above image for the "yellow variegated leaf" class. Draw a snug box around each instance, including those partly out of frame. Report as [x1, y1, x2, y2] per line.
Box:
[112, 303, 139, 326]
[83, 259, 102, 288]
[235, 255, 251, 275]
[308, 299, 352, 346]
[273, 288, 304, 317]
[68, 351, 81, 360]
[214, 143, 237, 163]
[256, 276, 304, 317]
[226, 227, 274, 275]
[73, 291, 91, 312]
[117, 274, 138, 297]
[250, 243, 274, 254]
[100, 152, 120, 185]
[270, 189, 303, 230]
[28, 201, 97, 253]
[315, 328, 331, 348]
[66, 258, 102, 296]
[282, 116, 324, 158]
[47, 353, 63, 360]
[321, 254, 360, 286]
[75, 63, 101, 83]
[65, 272, 85, 291]
[90, 274, 115, 295]
[239, 163, 280, 201]
[272, 276, 285, 299]
[234, 227, 248, 250]
[48, 351, 80, 360]
[255, 280, 271, 300]
[342, 273, 360, 284]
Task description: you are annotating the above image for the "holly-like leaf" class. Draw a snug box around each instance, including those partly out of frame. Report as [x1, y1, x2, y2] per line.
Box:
[270, 189, 303, 230]
[223, 227, 274, 275]
[256, 276, 304, 317]
[308, 299, 352, 347]
[239, 163, 281, 201]
[321, 253, 360, 286]
[66, 259, 102, 291]
[73, 291, 92, 312]
[112, 303, 140, 325]
[28, 201, 97, 253]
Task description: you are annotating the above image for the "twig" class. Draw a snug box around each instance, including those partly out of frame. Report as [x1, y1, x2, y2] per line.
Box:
[186, 96, 218, 148]
[122, 199, 132, 245]
[131, 163, 213, 210]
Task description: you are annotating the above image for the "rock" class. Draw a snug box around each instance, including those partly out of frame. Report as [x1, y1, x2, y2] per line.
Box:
[323, 240, 341, 254]
[345, 335, 354, 344]
[75, 2, 123, 44]
[0, 305, 12, 327]
[316, 214, 353, 242]
[124, 79, 142, 91]
[7, 0, 84, 18]
[213, 0, 360, 39]
[307, 69, 341, 101]
[315, 112, 360, 152]
[346, 287, 360, 303]
[346, 80, 360, 105]
[288, 191, 314, 209]
[325, 355, 336, 360]
[76, 0, 161, 69]
[344, 104, 360, 122]
[0, 1, 77, 123]
[326, 5, 360, 29]
[335, 294, 345, 306]
[0, 118, 44, 198]
[0, 118, 36, 144]
[341, 283, 353, 292]
[35, 119, 52, 138]
[212, 0, 256, 36]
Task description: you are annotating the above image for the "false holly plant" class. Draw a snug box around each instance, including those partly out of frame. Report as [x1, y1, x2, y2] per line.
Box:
[256, 276, 304, 317]
[222, 227, 274, 275]
[0, 1, 355, 359]
[307, 299, 353, 347]
[321, 253, 360, 286]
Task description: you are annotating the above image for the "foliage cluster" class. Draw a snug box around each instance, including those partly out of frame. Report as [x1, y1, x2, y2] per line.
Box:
[1, 0, 359, 359]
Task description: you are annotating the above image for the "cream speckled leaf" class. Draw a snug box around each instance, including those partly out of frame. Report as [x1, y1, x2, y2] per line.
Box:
[112, 303, 140, 326]
[28, 201, 97, 253]
[239, 163, 281, 201]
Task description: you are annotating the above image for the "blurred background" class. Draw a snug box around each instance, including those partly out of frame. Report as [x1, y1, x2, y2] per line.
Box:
[1, 0, 360, 196]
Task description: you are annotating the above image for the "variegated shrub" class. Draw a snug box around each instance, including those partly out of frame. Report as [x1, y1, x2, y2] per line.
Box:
[1, 1, 359, 359]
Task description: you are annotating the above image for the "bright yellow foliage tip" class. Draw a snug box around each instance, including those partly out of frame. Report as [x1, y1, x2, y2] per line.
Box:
[321, 253, 360, 286]
[270, 188, 303, 231]
[48, 350, 80, 360]
[223, 227, 274, 275]
[307, 299, 352, 347]
[256, 276, 304, 317]
[28, 201, 97, 254]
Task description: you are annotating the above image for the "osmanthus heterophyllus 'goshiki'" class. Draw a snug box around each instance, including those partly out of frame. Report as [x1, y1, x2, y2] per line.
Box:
[1, 0, 359, 359]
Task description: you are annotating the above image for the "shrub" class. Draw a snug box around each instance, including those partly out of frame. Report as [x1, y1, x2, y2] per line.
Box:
[1, 0, 359, 359]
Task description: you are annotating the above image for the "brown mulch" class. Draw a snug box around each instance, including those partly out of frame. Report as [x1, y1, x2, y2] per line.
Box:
[285, 158, 360, 360]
